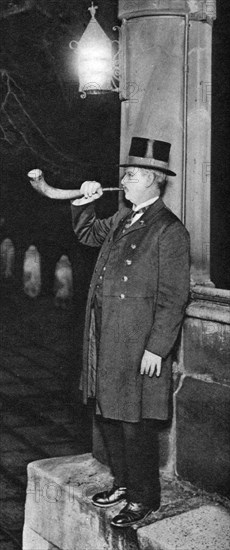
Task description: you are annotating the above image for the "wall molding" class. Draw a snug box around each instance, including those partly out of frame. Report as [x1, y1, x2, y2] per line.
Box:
[119, 1, 217, 23]
[190, 284, 230, 305]
[186, 298, 230, 324]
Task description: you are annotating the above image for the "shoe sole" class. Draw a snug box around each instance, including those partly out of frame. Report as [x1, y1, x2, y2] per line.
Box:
[91, 497, 127, 508]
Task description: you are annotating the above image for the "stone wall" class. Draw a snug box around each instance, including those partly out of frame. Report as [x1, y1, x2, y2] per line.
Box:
[176, 292, 230, 496]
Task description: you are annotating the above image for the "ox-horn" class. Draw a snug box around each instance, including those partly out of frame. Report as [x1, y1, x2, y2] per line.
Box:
[28, 169, 120, 200]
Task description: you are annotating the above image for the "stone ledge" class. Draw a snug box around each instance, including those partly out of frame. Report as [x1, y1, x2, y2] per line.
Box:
[137, 504, 230, 550]
[23, 453, 229, 550]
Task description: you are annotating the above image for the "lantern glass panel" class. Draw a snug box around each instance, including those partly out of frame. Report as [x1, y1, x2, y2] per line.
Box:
[78, 43, 113, 91]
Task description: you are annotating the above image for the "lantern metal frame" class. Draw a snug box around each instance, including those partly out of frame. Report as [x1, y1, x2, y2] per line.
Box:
[69, 2, 120, 99]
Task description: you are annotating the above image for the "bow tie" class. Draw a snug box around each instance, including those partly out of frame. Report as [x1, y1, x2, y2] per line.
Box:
[124, 206, 149, 229]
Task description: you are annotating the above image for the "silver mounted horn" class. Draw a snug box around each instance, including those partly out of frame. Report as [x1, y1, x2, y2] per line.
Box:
[27, 169, 120, 200]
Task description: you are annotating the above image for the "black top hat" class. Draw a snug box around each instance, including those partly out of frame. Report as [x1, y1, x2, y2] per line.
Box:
[120, 137, 176, 176]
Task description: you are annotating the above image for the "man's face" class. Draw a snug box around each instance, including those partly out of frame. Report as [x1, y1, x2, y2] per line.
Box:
[121, 167, 151, 205]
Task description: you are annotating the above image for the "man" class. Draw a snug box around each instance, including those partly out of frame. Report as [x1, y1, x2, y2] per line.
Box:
[71, 137, 190, 528]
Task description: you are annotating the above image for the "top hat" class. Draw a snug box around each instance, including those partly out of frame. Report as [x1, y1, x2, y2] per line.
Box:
[120, 137, 176, 176]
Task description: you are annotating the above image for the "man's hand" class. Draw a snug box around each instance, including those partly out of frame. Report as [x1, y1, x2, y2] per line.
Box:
[140, 350, 162, 378]
[72, 180, 103, 205]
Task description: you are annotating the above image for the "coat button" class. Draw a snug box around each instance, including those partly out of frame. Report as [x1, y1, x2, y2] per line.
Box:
[126, 259, 132, 265]
[99, 275, 103, 280]
[122, 275, 128, 282]
[131, 243, 136, 249]
[120, 293, 125, 299]
[103, 266, 106, 271]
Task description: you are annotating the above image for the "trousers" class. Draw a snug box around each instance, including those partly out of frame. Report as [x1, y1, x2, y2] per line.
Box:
[94, 294, 161, 506]
[97, 416, 161, 506]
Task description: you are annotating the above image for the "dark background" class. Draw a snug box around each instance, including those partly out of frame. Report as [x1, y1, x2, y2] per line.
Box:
[211, 0, 230, 289]
[0, 0, 229, 290]
[0, 0, 120, 298]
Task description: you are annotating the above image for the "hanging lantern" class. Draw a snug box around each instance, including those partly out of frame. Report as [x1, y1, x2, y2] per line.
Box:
[69, 3, 119, 98]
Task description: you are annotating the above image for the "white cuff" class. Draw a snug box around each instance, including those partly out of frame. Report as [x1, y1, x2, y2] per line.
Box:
[71, 196, 96, 206]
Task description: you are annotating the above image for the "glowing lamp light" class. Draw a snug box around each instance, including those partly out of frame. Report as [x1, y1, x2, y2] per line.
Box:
[70, 3, 119, 98]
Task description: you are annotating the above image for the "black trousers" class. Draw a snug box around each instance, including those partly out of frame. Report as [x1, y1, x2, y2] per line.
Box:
[97, 416, 161, 506]
[94, 295, 161, 507]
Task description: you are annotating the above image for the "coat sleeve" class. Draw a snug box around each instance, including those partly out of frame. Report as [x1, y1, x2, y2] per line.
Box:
[145, 222, 190, 359]
[71, 203, 118, 248]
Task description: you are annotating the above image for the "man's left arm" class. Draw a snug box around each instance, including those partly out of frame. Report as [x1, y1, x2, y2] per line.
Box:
[142, 222, 190, 376]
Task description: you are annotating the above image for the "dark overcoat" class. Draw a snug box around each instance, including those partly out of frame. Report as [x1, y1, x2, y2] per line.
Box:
[72, 198, 190, 422]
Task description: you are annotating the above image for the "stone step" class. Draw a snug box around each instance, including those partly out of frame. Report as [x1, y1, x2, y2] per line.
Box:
[23, 453, 230, 550]
[138, 504, 230, 550]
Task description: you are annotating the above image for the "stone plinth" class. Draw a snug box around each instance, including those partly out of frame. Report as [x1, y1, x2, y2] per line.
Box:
[23, 453, 139, 550]
[23, 527, 59, 550]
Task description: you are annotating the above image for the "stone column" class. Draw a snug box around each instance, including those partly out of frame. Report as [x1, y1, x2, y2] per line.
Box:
[118, 0, 216, 286]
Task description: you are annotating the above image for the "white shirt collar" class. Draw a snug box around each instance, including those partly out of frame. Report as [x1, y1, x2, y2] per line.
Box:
[132, 196, 160, 212]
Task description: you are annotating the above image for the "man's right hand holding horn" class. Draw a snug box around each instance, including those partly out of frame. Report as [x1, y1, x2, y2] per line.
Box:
[72, 180, 103, 206]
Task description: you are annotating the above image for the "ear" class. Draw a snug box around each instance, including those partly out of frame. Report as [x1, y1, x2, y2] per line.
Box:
[146, 170, 156, 187]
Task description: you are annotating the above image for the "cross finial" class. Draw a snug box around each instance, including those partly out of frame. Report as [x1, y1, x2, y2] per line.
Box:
[88, 2, 98, 19]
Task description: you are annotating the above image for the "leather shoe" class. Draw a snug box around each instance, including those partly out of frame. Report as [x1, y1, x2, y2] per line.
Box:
[92, 486, 127, 508]
[110, 501, 160, 528]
